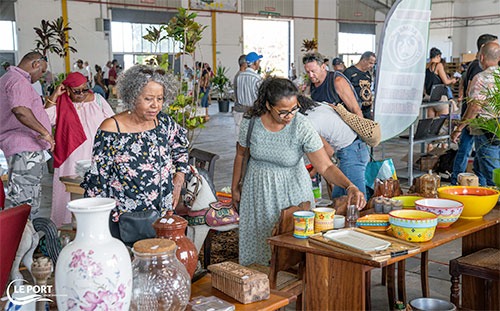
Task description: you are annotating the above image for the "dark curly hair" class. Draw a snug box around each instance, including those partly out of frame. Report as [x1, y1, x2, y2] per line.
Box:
[245, 77, 299, 118]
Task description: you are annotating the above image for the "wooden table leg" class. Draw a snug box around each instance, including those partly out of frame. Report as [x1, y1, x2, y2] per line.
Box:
[397, 260, 406, 304]
[306, 253, 367, 310]
[421, 251, 429, 297]
[365, 270, 371, 310]
[386, 264, 396, 309]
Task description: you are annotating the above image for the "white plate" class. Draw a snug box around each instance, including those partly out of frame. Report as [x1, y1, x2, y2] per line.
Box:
[323, 230, 391, 252]
[316, 199, 333, 207]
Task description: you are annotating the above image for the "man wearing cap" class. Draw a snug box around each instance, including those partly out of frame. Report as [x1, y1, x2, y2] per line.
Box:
[0, 52, 54, 218]
[303, 52, 363, 117]
[343, 51, 377, 119]
[234, 51, 263, 137]
[332, 58, 346, 72]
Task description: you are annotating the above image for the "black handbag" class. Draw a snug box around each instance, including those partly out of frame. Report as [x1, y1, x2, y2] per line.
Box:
[118, 209, 160, 245]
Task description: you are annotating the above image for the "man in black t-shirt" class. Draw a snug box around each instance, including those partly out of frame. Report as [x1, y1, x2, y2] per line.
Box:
[302, 52, 363, 117]
[343, 51, 376, 119]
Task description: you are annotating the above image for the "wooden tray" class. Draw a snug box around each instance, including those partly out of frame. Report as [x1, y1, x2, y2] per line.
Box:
[309, 228, 420, 262]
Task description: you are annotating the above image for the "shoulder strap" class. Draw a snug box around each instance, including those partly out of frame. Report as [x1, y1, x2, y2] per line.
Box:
[330, 71, 360, 104]
[246, 117, 256, 148]
[111, 116, 121, 133]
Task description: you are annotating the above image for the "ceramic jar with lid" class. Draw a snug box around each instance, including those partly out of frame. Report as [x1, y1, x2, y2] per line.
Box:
[131, 239, 191, 311]
[153, 210, 198, 278]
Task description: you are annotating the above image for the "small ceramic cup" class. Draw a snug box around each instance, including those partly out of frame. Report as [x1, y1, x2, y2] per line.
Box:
[293, 211, 315, 238]
[313, 207, 335, 233]
[333, 215, 345, 229]
[457, 173, 479, 187]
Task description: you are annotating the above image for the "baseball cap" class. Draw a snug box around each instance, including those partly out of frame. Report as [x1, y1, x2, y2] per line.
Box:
[246, 52, 263, 64]
[332, 57, 344, 66]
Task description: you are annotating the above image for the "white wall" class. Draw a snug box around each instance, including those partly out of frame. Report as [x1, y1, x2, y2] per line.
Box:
[15, 0, 109, 74]
[11, 0, 500, 78]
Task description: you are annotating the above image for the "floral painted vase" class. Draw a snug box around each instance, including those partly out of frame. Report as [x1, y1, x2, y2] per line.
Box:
[55, 198, 132, 310]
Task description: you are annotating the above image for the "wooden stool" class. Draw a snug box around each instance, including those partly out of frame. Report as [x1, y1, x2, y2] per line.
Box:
[450, 248, 500, 308]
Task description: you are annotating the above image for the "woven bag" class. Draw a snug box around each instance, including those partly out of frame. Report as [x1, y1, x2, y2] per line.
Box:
[332, 104, 381, 147]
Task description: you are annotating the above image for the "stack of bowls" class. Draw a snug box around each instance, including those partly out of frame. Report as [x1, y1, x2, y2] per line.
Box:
[391, 195, 423, 209]
[388, 210, 438, 242]
[415, 198, 464, 228]
[437, 186, 500, 219]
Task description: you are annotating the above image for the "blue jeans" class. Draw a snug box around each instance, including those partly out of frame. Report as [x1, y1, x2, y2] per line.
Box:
[332, 138, 370, 200]
[451, 127, 474, 185]
[473, 134, 500, 186]
[200, 86, 210, 108]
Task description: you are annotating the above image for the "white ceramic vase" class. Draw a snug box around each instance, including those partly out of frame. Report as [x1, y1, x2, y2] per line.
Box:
[55, 198, 132, 310]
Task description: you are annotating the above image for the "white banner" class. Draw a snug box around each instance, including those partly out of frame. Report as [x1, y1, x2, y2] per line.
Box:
[373, 0, 432, 141]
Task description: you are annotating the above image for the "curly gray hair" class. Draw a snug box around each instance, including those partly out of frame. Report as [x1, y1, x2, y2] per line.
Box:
[116, 64, 180, 111]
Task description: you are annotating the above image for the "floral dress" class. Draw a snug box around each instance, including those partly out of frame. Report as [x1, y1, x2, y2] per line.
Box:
[238, 113, 322, 266]
[82, 112, 189, 218]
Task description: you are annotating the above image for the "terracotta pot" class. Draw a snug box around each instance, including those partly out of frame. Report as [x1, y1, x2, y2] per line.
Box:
[153, 210, 198, 278]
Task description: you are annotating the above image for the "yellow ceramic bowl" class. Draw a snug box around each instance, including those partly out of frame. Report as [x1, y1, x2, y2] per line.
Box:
[391, 196, 424, 209]
[389, 210, 438, 242]
[437, 186, 500, 219]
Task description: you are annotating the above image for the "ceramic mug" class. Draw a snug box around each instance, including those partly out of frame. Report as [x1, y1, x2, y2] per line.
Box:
[293, 211, 315, 238]
[334, 215, 345, 229]
[457, 173, 479, 187]
[313, 207, 335, 233]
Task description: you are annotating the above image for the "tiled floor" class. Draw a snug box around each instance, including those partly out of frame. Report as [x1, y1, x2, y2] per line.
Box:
[2, 102, 459, 310]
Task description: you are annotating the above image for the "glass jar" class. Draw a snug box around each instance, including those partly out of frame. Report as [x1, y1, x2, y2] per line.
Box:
[373, 196, 385, 214]
[131, 239, 191, 311]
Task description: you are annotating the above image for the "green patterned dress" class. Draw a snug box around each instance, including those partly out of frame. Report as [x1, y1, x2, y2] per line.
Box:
[238, 113, 322, 266]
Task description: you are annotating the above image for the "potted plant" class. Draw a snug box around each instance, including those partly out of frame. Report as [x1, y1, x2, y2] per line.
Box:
[465, 68, 500, 187]
[211, 66, 231, 113]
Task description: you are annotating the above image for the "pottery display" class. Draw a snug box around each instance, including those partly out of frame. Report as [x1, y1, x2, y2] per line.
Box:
[153, 210, 198, 278]
[55, 198, 132, 310]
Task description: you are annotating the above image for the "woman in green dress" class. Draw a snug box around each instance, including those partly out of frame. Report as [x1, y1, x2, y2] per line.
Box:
[232, 77, 366, 266]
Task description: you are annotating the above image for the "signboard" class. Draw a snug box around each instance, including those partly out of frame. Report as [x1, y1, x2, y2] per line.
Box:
[189, 0, 237, 12]
[373, 0, 432, 141]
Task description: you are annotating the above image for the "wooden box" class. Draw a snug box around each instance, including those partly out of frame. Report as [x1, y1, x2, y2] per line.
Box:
[208, 261, 270, 304]
[417, 154, 439, 171]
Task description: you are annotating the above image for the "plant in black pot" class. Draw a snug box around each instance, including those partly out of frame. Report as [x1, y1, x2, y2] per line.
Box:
[211, 66, 231, 113]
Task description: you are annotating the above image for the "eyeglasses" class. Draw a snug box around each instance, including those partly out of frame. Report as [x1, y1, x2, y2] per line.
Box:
[31, 56, 48, 68]
[70, 88, 90, 95]
[270, 104, 301, 118]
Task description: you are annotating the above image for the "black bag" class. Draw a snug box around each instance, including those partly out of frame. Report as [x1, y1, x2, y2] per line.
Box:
[118, 209, 160, 245]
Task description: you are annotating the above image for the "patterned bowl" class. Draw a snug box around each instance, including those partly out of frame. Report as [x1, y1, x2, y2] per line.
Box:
[437, 186, 500, 219]
[356, 214, 389, 231]
[389, 210, 438, 242]
[415, 198, 464, 228]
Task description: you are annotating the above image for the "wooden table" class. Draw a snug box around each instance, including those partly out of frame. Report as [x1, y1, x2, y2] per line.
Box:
[190, 274, 292, 311]
[268, 209, 500, 310]
[59, 175, 84, 199]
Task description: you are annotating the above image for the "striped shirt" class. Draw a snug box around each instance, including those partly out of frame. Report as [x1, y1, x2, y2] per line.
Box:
[236, 68, 262, 107]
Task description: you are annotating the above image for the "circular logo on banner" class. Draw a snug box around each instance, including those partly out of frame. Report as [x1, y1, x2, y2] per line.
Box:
[387, 24, 425, 69]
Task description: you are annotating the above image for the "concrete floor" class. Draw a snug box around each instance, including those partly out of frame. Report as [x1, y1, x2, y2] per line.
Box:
[2, 101, 460, 310]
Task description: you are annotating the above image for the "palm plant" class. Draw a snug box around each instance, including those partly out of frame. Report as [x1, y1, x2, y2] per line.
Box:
[211, 66, 230, 101]
[33, 17, 77, 58]
[466, 68, 500, 140]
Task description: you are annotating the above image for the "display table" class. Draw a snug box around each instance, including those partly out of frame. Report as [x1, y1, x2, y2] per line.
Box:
[59, 175, 84, 199]
[268, 209, 500, 310]
[190, 274, 292, 311]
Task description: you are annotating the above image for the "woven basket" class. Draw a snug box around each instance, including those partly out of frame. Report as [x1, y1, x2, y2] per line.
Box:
[208, 261, 270, 304]
[333, 104, 381, 147]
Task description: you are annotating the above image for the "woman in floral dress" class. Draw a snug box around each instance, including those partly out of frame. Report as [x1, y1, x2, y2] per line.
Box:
[82, 65, 189, 243]
[231, 77, 366, 266]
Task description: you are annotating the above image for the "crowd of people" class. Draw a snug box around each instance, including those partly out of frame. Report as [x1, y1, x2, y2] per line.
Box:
[0, 33, 498, 264]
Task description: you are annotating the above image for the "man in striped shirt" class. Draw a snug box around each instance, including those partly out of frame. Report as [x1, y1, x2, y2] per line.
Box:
[233, 52, 263, 137]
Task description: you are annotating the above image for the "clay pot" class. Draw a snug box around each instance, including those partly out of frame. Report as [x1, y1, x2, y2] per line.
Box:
[153, 210, 198, 278]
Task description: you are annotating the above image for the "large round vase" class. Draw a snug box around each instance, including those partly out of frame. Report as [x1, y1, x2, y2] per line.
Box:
[55, 198, 132, 310]
[153, 211, 198, 278]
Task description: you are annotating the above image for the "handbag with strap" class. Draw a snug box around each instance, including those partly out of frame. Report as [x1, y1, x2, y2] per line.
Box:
[238, 117, 256, 191]
[118, 209, 160, 245]
[205, 201, 239, 227]
[332, 104, 381, 147]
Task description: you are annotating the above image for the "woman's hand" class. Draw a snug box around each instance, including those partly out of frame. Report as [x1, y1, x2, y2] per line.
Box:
[53, 84, 66, 97]
[172, 173, 184, 209]
[346, 185, 366, 210]
[231, 187, 241, 210]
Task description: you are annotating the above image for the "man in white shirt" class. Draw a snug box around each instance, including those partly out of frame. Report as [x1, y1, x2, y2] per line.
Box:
[233, 52, 263, 137]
